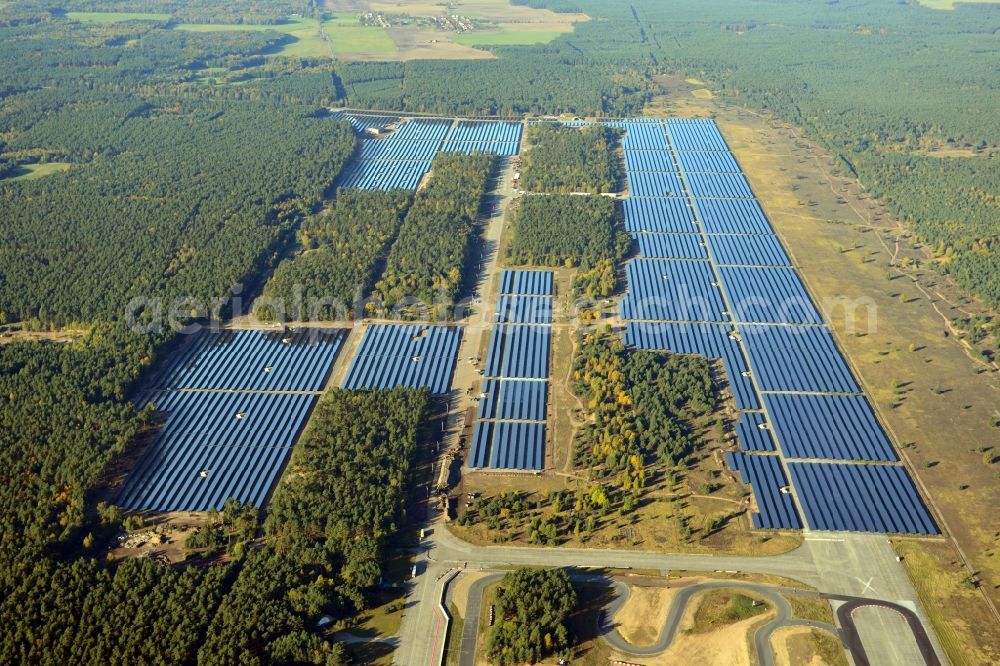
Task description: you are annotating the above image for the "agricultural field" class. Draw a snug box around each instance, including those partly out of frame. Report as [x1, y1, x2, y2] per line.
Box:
[330, 0, 588, 59]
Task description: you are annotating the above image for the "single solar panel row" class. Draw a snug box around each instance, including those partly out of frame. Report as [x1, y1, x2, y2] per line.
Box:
[341, 324, 462, 394]
[469, 421, 545, 470]
[498, 269, 554, 296]
[735, 412, 777, 452]
[726, 453, 803, 529]
[740, 324, 859, 393]
[620, 259, 728, 322]
[119, 391, 316, 512]
[624, 322, 758, 410]
[477, 378, 548, 422]
[157, 329, 344, 393]
[788, 463, 938, 534]
[636, 233, 708, 260]
[763, 393, 897, 461]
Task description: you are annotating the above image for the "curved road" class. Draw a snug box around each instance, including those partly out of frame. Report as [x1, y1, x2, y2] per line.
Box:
[394, 505, 949, 666]
[455, 573, 938, 666]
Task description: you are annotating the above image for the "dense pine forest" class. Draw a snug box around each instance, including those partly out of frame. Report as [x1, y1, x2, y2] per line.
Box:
[519, 124, 622, 194]
[508, 195, 630, 269]
[255, 189, 412, 321]
[374, 153, 494, 314]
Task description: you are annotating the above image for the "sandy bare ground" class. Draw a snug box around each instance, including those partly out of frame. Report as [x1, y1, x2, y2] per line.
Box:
[613, 585, 677, 647]
[610, 593, 775, 666]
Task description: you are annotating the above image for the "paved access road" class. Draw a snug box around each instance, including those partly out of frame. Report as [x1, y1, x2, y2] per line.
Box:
[392, 507, 949, 666]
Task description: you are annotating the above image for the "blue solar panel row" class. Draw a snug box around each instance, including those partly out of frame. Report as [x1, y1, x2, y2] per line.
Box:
[666, 118, 729, 151]
[360, 140, 441, 160]
[735, 412, 777, 452]
[627, 171, 686, 197]
[676, 151, 741, 173]
[696, 199, 774, 234]
[157, 329, 344, 393]
[719, 266, 822, 324]
[443, 142, 520, 157]
[686, 172, 755, 199]
[338, 160, 431, 190]
[624, 150, 677, 173]
[477, 378, 548, 421]
[740, 324, 859, 393]
[622, 197, 697, 233]
[390, 119, 452, 142]
[119, 391, 316, 511]
[498, 269, 554, 296]
[484, 325, 551, 379]
[620, 123, 669, 150]
[341, 324, 461, 394]
[446, 120, 523, 144]
[789, 463, 938, 534]
[620, 259, 728, 322]
[725, 453, 803, 529]
[337, 119, 451, 191]
[495, 294, 553, 324]
[636, 233, 707, 260]
[333, 113, 398, 133]
[707, 234, 790, 266]
[469, 421, 545, 470]
[763, 393, 897, 461]
[624, 322, 758, 410]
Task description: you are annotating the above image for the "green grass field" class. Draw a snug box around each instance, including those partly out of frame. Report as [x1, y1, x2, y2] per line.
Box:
[3, 163, 72, 182]
[173, 15, 397, 58]
[452, 29, 562, 46]
[173, 17, 332, 58]
[322, 14, 397, 55]
[66, 11, 171, 23]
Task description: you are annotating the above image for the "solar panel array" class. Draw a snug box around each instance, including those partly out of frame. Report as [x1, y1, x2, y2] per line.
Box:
[119, 328, 347, 512]
[616, 118, 936, 534]
[341, 324, 462, 394]
[336, 115, 524, 190]
[468, 270, 553, 470]
[442, 120, 522, 157]
[338, 118, 450, 190]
